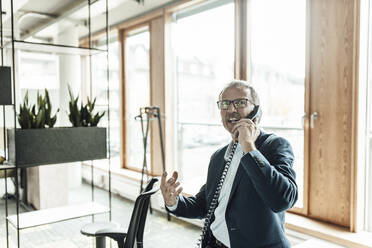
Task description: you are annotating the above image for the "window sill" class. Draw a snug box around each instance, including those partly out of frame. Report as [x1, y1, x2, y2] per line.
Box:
[82, 160, 145, 182]
[285, 213, 372, 248]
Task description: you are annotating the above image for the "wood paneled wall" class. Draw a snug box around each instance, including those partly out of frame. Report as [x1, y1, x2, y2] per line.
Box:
[308, 0, 359, 229]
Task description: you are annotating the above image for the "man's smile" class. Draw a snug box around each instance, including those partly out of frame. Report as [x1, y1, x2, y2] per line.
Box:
[227, 112, 241, 124]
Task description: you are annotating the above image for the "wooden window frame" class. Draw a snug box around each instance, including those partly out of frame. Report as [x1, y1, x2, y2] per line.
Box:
[120, 23, 153, 174]
[87, 0, 361, 231]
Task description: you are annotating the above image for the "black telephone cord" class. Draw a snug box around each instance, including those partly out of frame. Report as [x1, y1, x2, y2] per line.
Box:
[196, 141, 238, 248]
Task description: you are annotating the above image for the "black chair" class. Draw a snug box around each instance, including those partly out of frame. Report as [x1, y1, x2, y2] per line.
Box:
[81, 178, 159, 248]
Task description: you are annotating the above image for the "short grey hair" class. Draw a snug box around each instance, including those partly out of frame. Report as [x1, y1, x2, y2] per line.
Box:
[219, 80, 260, 105]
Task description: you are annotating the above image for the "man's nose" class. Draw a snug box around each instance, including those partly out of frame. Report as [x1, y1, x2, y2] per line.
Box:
[227, 102, 237, 113]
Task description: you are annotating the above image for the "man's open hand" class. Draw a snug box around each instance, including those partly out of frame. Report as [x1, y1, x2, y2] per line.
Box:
[160, 171, 183, 207]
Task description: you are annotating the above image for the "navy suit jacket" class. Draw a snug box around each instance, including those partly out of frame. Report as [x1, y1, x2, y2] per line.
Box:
[167, 131, 298, 248]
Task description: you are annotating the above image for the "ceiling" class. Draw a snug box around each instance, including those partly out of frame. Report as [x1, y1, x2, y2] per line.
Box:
[1, 0, 175, 42]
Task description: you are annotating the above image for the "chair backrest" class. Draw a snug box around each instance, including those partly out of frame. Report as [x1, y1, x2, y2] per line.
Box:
[124, 178, 159, 248]
[136, 178, 158, 248]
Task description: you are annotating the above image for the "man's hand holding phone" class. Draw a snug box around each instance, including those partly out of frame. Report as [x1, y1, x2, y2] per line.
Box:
[161, 171, 183, 207]
[231, 118, 260, 154]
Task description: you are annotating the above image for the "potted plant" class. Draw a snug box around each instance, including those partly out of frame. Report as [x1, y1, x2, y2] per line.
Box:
[7, 89, 107, 168]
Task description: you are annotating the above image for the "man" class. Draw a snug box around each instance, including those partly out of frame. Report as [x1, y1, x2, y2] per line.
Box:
[161, 80, 298, 248]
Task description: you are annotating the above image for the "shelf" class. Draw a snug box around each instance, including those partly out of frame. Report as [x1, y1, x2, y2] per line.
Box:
[5, 40, 107, 56]
[8, 127, 107, 168]
[7, 202, 109, 230]
[0, 164, 16, 170]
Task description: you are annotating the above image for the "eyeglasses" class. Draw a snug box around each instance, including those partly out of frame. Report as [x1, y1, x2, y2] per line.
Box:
[216, 98, 254, 110]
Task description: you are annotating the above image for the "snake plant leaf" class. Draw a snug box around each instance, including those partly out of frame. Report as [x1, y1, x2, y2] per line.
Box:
[80, 103, 90, 127]
[34, 108, 46, 128]
[90, 111, 105, 127]
[67, 85, 105, 127]
[17, 89, 58, 129]
[24, 91, 29, 105]
[43, 89, 59, 127]
[68, 84, 76, 102]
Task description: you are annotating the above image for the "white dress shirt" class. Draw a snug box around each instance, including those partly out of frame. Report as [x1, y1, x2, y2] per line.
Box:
[167, 141, 244, 248]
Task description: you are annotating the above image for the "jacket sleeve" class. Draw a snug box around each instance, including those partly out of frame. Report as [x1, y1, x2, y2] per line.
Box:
[166, 184, 207, 219]
[164, 147, 225, 219]
[240, 136, 298, 213]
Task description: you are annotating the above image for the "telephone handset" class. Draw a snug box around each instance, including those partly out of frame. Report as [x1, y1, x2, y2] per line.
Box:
[196, 105, 260, 248]
[247, 105, 260, 121]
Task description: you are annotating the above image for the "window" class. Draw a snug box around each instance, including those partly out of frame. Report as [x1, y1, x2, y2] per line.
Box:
[18, 51, 59, 107]
[173, 1, 235, 193]
[248, 0, 306, 209]
[0, 52, 59, 157]
[91, 39, 120, 161]
[124, 28, 151, 171]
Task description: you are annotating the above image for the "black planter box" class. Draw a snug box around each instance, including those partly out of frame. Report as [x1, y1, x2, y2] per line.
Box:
[7, 127, 107, 168]
[0, 66, 12, 105]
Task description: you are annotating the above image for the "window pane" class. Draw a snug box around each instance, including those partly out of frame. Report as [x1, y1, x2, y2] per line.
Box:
[174, 2, 234, 193]
[249, 0, 306, 208]
[125, 30, 150, 170]
[19, 51, 60, 115]
[91, 41, 120, 160]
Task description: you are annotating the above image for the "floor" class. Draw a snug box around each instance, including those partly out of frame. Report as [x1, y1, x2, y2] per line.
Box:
[0, 179, 346, 248]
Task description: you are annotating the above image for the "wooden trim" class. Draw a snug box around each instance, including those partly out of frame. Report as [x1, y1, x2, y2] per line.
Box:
[149, 20, 154, 175]
[350, 0, 361, 233]
[115, 9, 163, 31]
[285, 213, 372, 248]
[149, 16, 166, 176]
[302, 0, 312, 217]
[124, 165, 158, 177]
[245, 0, 252, 82]
[234, 0, 247, 80]
[123, 23, 150, 35]
[163, 12, 176, 173]
[289, 207, 307, 215]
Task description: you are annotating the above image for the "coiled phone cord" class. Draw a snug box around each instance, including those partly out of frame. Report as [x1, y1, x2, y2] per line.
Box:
[196, 141, 238, 248]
